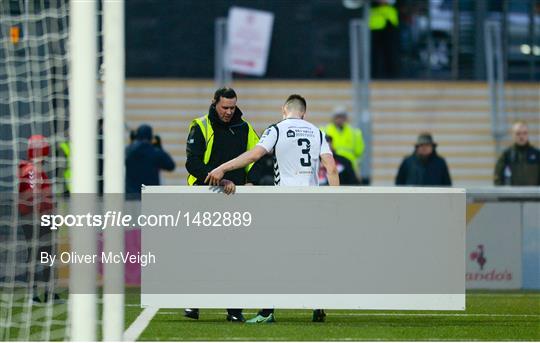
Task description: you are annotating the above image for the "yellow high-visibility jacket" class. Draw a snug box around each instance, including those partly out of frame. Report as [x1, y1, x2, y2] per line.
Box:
[369, 4, 399, 31]
[59, 141, 71, 192]
[187, 114, 259, 185]
[322, 123, 365, 172]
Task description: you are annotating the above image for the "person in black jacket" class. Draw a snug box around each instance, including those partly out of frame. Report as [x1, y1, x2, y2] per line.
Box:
[395, 133, 452, 186]
[125, 124, 175, 194]
[184, 87, 259, 322]
[319, 135, 359, 185]
[186, 87, 260, 192]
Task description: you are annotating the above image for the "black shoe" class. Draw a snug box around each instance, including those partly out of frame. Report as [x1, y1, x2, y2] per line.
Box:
[312, 309, 326, 322]
[184, 308, 199, 320]
[44, 293, 65, 304]
[32, 295, 42, 303]
[226, 314, 245, 322]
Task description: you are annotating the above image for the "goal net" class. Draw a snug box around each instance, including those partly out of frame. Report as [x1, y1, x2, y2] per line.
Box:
[0, 0, 108, 340]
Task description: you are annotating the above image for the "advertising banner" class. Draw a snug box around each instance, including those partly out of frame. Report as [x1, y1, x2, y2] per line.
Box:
[226, 7, 274, 76]
[466, 203, 522, 289]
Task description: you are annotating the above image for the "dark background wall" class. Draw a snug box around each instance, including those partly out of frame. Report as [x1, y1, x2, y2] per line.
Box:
[125, 0, 540, 81]
[126, 0, 362, 79]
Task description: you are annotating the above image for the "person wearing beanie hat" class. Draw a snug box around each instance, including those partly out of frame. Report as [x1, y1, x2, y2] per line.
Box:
[135, 124, 153, 141]
[125, 124, 176, 194]
[395, 132, 452, 186]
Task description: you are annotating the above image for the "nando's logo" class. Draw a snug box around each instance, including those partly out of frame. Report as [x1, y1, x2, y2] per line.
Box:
[469, 244, 487, 270]
[467, 244, 512, 282]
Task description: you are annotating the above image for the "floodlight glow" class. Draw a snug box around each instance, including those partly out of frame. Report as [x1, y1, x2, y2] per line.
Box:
[520, 44, 531, 55]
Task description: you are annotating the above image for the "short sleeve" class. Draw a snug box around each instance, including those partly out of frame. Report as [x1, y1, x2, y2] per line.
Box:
[320, 131, 332, 156]
[256, 126, 278, 153]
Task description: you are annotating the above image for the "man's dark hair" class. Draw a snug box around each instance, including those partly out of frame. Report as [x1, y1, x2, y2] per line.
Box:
[284, 94, 307, 113]
[213, 87, 237, 104]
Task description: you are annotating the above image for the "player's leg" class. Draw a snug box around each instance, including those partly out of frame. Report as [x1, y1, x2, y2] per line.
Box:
[39, 226, 62, 303]
[312, 309, 326, 322]
[22, 222, 40, 301]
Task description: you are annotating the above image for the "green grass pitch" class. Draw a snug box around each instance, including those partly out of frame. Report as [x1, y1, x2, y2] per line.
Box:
[125, 291, 540, 341]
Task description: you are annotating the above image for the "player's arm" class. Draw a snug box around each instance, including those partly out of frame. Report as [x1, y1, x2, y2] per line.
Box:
[319, 130, 339, 186]
[205, 146, 267, 186]
[321, 153, 340, 186]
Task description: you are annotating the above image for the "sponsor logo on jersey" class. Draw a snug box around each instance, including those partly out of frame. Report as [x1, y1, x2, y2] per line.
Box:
[287, 130, 295, 138]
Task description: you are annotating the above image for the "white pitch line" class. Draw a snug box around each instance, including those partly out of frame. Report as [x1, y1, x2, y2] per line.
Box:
[155, 312, 539, 318]
[124, 307, 159, 341]
[152, 311, 538, 318]
[468, 293, 540, 297]
[330, 313, 540, 318]
[163, 338, 484, 342]
[125, 303, 141, 307]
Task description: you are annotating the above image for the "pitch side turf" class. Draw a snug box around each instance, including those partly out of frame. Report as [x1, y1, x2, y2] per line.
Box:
[124, 291, 540, 341]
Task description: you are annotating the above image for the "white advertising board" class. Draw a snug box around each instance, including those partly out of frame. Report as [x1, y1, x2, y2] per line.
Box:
[141, 187, 465, 310]
[226, 7, 274, 76]
[466, 203, 522, 289]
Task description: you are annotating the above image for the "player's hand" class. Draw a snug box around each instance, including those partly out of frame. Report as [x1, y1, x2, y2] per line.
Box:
[220, 179, 236, 195]
[205, 167, 224, 186]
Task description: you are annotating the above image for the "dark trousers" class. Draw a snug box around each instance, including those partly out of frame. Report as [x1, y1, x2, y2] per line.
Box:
[259, 309, 274, 316]
[189, 308, 243, 316]
[371, 26, 400, 79]
[21, 223, 54, 288]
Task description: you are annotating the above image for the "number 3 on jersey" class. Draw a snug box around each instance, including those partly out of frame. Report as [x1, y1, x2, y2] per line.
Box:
[297, 138, 312, 166]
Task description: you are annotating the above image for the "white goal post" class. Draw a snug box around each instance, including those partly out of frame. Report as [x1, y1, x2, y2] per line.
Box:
[69, 0, 125, 340]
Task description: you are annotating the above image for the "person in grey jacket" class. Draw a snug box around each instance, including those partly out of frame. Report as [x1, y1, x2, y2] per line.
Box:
[494, 121, 540, 186]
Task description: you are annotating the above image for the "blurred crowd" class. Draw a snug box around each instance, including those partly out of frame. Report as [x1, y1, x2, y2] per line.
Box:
[23, 102, 539, 200]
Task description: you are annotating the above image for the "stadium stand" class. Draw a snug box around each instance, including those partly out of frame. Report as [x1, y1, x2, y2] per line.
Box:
[125, 80, 539, 186]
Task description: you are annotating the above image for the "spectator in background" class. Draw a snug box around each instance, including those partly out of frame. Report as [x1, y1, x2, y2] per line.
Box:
[251, 154, 275, 185]
[370, 0, 400, 78]
[18, 135, 61, 302]
[494, 121, 540, 186]
[319, 135, 359, 185]
[322, 106, 364, 181]
[125, 124, 175, 194]
[57, 135, 71, 195]
[395, 133, 452, 186]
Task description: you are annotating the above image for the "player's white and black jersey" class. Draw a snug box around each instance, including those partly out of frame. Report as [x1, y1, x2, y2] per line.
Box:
[257, 118, 332, 186]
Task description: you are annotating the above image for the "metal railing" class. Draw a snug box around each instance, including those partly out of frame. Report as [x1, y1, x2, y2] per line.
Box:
[214, 17, 231, 88]
[484, 20, 507, 155]
[349, 17, 371, 183]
